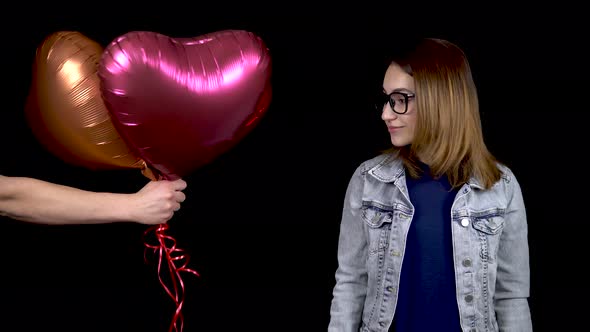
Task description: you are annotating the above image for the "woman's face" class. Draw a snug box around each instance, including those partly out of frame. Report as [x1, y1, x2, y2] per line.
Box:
[380, 62, 417, 147]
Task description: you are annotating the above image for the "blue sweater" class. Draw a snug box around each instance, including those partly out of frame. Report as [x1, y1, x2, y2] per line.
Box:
[391, 163, 461, 332]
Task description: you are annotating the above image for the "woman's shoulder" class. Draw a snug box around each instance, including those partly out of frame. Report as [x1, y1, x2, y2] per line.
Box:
[352, 151, 403, 179]
[481, 162, 524, 200]
[494, 162, 519, 185]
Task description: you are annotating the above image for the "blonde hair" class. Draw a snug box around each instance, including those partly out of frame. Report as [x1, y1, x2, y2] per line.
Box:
[384, 38, 501, 189]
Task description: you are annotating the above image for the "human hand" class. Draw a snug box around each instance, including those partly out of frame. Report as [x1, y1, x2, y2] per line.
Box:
[129, 178, 187, 225]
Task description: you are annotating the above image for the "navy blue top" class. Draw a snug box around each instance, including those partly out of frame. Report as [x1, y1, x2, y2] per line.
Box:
[390, 162, 461, 332]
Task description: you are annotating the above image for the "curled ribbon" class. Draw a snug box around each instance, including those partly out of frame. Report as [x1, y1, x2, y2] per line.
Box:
[143, 223, 200, 332]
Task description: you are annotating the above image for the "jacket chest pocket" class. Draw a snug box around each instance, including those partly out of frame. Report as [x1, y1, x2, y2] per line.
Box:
[471, 208, 505, 262]
[362, 206, 393, 257]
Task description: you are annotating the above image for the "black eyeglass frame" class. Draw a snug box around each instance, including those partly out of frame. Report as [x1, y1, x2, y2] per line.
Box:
[376, 91, 416, 115]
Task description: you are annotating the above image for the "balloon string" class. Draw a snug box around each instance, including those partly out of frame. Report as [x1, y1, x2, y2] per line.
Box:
[143, 223, 200, 332]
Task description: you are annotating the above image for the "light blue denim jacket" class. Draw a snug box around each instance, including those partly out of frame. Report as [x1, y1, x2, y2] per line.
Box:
[328, 153, 532, 332]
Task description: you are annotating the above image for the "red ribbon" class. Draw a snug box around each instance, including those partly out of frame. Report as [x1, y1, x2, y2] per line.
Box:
[143, 223, 200, 332]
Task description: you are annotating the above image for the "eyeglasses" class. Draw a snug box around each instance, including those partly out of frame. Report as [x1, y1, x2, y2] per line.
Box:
[375, 91, 415, 115]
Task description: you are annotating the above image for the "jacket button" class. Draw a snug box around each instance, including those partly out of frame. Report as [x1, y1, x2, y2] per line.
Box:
[462, 259, 472, 267]
[386, 286, 395, 292]
[465, 294, 473, 302]
[460, 218, 470, 227]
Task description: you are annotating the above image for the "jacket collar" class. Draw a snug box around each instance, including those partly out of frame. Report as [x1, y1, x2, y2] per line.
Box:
[367, 152, 485, 190]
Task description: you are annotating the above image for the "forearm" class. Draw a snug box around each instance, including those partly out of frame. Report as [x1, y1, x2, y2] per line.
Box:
[0, 175, 135, 224]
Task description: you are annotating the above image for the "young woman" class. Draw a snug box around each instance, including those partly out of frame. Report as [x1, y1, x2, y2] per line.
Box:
[328, 38, 532, 331]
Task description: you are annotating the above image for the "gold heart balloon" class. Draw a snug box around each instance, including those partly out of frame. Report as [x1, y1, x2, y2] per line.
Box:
[25, 31, 150, 175]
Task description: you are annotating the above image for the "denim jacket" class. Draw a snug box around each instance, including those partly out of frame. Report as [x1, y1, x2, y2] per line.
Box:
[328, 153, 532, 332]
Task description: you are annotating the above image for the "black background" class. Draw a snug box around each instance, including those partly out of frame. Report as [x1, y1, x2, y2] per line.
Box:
[0, 3, 586, 331]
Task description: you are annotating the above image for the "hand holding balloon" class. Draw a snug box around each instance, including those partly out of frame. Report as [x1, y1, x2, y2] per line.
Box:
[129, 178, 187, 225]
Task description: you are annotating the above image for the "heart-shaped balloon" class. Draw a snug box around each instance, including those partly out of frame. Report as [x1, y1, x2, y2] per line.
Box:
[25, 31, 145, 172]
[98, 30, 272, 180]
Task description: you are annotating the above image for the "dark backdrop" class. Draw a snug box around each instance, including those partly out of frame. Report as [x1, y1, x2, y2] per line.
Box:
[0, 3, 585, 331]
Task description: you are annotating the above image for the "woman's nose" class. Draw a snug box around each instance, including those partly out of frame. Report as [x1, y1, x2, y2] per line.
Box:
[381, 104, 398, 121]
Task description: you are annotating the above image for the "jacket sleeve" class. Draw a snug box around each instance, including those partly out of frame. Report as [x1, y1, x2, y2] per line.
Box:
[328, 164, 369, 332]
[494, 170, 533, 331]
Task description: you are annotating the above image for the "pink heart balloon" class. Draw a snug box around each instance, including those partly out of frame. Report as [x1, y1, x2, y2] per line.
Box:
[98, 30, 272, 180]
